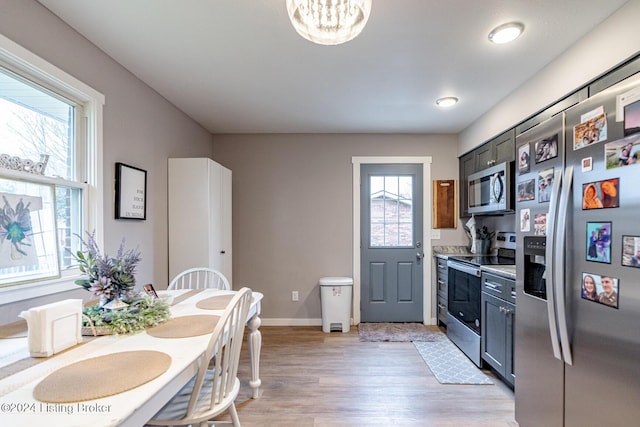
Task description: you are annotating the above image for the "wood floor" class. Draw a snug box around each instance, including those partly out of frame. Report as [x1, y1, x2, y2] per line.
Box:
[220, 326, 517, 427]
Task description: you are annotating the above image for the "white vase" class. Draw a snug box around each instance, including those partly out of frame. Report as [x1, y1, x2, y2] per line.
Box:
[100, 297, 129, 310]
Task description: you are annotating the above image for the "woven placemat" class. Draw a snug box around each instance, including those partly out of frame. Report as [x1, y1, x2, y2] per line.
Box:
[171, 289, 203, 306]
[146, 315, 220, 338]
[33, 350, 171, 403]
[0, 320, 28, 338]
[195, 294, 234, 310]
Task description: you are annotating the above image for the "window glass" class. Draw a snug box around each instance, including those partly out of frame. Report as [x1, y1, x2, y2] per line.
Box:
[0, 66, 84, 285]
[369, 175, 413, 247]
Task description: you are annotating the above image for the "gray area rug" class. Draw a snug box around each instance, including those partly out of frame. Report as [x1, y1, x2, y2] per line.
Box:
[413, 333, 494, 385]
[358, 322, 440, 342]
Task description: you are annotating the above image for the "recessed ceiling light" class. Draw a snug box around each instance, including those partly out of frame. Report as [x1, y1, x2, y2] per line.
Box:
[488, 22, 524, 44]
[436, 97, 459, 108]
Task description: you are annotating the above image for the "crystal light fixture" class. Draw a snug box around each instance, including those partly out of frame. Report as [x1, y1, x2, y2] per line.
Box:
[286, 0, 373, 46]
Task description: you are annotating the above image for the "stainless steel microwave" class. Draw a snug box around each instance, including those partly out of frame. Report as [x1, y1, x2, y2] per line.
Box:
[467, 162, 512, 214]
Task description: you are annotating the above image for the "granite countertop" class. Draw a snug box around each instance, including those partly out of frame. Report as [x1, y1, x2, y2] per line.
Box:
[433, 245, 472, 259]
[481, 265, 516, 280]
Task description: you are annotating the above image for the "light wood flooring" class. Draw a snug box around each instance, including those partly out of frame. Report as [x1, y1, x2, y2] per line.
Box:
[221, 326, 517, 427]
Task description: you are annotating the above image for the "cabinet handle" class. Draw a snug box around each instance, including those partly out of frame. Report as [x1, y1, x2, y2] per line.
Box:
[484, 282, 502, 292]
[499, 306, 514, 315]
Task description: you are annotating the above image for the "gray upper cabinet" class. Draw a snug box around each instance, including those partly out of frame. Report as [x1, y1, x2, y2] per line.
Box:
[515, 88, 588, 137]
[458, 129, 515, 218]
[588, 55, 640, 97]
[474, 129, 515, 170]
[458, 151, 475, 218]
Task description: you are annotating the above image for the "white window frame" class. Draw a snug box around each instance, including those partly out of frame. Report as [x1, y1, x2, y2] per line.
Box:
[0, 34, 104, 305]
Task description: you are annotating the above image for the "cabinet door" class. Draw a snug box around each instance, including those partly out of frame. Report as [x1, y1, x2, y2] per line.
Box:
[474, 143, 494, 170]
[481, 291, 507, 377]
[459, 152, 474, 218]
[493, 129, 515, 164]
[436, 258, 448, 325]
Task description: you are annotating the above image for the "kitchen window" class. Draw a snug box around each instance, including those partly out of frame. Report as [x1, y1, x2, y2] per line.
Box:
[0, 34, 104, 300]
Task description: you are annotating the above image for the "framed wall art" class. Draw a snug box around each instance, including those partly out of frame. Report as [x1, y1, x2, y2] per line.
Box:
[0, 176, 60, 287]
[115, 162, 147, 220]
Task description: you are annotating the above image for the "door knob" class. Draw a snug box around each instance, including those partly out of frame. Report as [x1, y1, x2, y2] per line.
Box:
[416, 252, 424, 260]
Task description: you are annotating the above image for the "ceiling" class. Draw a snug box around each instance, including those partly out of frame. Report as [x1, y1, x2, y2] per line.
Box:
[37, 0, 629, 135]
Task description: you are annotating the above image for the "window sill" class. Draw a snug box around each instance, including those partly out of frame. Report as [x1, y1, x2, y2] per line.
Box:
[0, 275, 83, 306]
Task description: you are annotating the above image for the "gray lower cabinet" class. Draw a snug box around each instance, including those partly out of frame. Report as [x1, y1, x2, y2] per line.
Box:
[481, 272, 515, 387]
[436, 257, 448, 326]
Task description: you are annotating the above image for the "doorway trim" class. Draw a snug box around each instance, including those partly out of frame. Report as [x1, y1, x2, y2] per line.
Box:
[352, 156, 433, 325]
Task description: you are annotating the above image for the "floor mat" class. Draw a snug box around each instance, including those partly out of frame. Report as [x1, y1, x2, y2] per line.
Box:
[358, 323, 440, 342]
[413, 333, 494, 385]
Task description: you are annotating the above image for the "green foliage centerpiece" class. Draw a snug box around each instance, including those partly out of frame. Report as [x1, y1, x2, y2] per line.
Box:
[73, 232, 170, 335]
[73, 231, 140, 308]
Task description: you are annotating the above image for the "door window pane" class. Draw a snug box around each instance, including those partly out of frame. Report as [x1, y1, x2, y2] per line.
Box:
[369, 174, 413, 247]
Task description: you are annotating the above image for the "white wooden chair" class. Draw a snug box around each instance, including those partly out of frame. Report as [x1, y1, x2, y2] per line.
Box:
[147, 287, 253, 427]
[168, 268, 231, 291]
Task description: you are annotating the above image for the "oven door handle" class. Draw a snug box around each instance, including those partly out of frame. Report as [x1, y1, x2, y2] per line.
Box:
[447, 261, 481, 277]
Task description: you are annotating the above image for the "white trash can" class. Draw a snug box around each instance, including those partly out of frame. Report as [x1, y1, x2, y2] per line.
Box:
[319, 277, 353, 333]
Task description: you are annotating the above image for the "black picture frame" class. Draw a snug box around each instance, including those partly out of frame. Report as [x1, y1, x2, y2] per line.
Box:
[115, 162, 147, 220]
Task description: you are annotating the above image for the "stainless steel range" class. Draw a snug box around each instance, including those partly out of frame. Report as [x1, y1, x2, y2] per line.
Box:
[446, 232, 515, 367]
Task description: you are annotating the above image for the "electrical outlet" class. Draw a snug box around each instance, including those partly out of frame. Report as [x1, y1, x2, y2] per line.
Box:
[431, 229, 441, 239]
[291, 291, 299, 301]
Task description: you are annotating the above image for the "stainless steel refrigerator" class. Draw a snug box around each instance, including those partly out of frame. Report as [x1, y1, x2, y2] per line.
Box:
[514, 72, 640, 427]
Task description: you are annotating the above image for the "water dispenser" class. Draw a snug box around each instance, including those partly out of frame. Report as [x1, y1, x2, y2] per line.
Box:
[524, 236, 547, 299]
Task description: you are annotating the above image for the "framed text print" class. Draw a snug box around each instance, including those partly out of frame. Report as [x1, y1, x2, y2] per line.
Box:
[115, 162, 147, 220]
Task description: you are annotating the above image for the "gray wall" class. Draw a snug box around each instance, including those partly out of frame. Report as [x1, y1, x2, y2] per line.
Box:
[0, 0, 214, 323]
[213, 134, 466, 322]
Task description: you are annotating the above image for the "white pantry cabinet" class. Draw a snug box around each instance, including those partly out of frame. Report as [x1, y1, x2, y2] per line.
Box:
[168, 158, 232, 285]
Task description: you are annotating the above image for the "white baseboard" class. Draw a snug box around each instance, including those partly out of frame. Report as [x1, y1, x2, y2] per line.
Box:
[261, 318, 437, 326]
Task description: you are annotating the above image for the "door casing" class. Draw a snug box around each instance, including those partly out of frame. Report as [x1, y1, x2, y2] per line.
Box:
[352, 156, 433, 325]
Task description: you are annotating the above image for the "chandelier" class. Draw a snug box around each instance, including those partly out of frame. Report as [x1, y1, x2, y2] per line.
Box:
[286, 0, 372, 46]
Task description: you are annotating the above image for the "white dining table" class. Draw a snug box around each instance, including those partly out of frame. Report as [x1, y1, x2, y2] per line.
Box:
[0, 289, 263, 427]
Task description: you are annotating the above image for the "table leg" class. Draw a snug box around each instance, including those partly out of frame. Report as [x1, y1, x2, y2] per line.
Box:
[247, 313, 262, 399]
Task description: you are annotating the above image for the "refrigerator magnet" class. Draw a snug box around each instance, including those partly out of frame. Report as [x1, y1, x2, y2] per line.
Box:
[623, 98, 640, 136]
[621, 235, 640, 268]
[573, 106, 607, 150]
[581, 157, 593, 172]
[534, 213, 547, 236]
[604, 137, 640, 169]
[537, 167, 553, 203]
[582, 178, 619, 209]
[520, 209, 531, 232]
[581, 272, 619, 309]
[517, 179, 535, 202]
[518, 143, 530, 175]
[586, 221, 612, 264]
[534, 133, 559, 163]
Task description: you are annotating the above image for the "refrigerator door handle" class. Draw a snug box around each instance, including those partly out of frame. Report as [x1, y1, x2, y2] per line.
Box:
[545, 169, 563, 361]
[556, 166, 574, 365]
